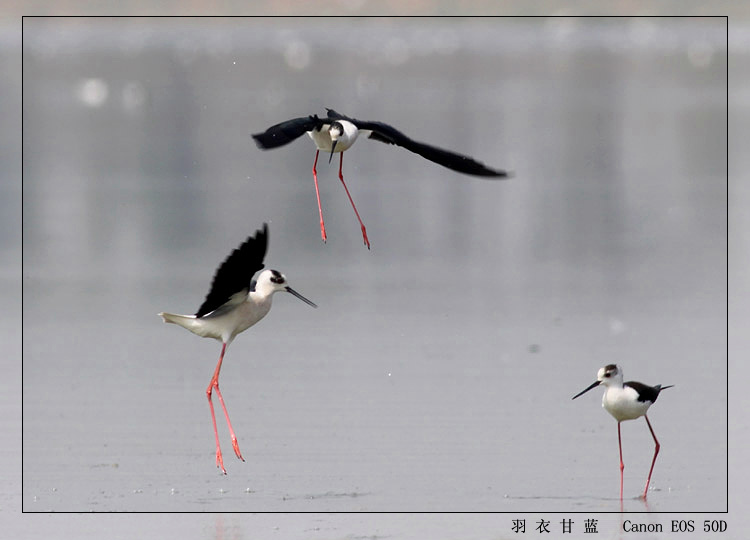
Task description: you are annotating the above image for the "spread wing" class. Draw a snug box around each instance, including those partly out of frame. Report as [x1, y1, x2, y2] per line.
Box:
[195, 224, 268, 318]
[252, 115, 327, 149]
[326, 108, 509, 178]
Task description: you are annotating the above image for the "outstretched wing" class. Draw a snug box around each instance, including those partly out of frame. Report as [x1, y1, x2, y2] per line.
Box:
[326, 108, 509, 178]
[196, 224, 268, 317]
[252, 115, 326, 149]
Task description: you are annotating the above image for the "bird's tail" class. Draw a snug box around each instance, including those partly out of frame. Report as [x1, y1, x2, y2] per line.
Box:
[159, 311, 199, 332]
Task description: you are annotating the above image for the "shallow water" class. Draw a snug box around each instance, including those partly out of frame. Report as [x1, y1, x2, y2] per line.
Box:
[19, 16, 729, 520]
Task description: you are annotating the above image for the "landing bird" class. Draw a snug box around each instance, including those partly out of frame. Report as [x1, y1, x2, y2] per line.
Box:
[572, 364, 673, 500]
[252, 108, 510, 249]
[158, 224, 317, 474]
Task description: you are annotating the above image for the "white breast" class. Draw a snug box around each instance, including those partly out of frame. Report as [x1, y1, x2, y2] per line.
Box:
[307, 120, 359, 153]
[602, 386, 652, 422]
[308, 128, 334, 152]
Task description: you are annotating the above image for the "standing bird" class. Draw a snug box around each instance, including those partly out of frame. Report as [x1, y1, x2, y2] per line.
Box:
[158, 224, 317, 474]
[252, 108, 510, 249]
[572, 364, 673, 500]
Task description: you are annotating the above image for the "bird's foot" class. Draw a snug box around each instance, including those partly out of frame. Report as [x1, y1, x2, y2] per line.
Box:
[231, 437, 245, 462]
[320, 223, 327, 244]
[216, 449, 227, 475]
[361, 225, 370, 250]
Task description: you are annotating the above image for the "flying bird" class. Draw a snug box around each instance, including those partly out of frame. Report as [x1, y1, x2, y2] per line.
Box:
[252, 108, 510, 249]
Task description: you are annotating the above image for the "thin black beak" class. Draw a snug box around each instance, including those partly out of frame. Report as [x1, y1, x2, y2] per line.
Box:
[572, 380, 601, 400]
[286, 286, 317, 308]
[328, 140, 337, 164]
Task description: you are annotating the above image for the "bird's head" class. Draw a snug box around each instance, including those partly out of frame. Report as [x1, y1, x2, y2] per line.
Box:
[596, 364, 622, 387]
[255, 269, 317, 308]
[328, 121, 344, 141]
[328, 121, 344, 163]
[572, 364, 622, 399]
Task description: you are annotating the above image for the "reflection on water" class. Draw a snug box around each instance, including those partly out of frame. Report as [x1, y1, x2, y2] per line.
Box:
[22, 17, 726, 512]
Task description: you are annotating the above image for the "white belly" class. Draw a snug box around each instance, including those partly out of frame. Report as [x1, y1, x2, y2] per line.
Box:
[162, 299, 272, 344]
[602, 387, 652, 422]
[203, 300, 272, 342]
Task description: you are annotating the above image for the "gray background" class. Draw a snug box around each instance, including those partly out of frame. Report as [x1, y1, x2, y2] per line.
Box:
[7, 9, 742, 540]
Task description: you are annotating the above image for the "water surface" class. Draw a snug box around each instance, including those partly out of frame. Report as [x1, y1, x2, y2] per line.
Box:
[21, 17, 728, 514]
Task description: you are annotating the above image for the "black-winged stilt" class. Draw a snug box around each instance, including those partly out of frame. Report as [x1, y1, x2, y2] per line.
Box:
[252, 108, 510, 249]
[572, 364, 673, 500]
[158, 223, 317, 474]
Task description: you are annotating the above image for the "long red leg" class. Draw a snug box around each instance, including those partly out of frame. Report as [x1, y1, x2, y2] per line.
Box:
[206, 342, 244, 474]
[206, 343, 227, 474]
[214, 384, 244, 462]
[641, 415, 661, 499]
[337, 153, 370, 249]
[618, 422, 624, 500]
[312, 150, 327, 243]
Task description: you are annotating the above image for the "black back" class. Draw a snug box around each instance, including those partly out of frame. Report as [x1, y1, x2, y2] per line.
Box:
[326, 108, 509, 178]
[252, 115, 326, 149]
[625, 381, 674, 404]
[195, 224, 268, 318]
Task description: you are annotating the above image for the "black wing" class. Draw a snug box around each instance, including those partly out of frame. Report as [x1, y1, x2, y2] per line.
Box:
[326, 108, 509, 178]
[252, 115, 327, 149]
[195, 224, 268, 317]
[625, 381, 674, 404]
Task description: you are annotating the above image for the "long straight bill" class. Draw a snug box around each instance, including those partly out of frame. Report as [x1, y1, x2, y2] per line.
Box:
[286, 286, 318, 308]
[328, 140, 338, 163]
[572, 380, 601, 400]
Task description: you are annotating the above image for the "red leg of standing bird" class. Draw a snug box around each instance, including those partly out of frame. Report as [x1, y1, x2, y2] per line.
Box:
[206, 344, 227, 474]
[206, 389, 225, 473]
[206, 342, 244, 474]
[336, 153, 370, 249]
[312, 150, 327, 243]
[214, 384, 244, 462]
[641, 415, 661, 499]
[618, 422, 624, 500]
